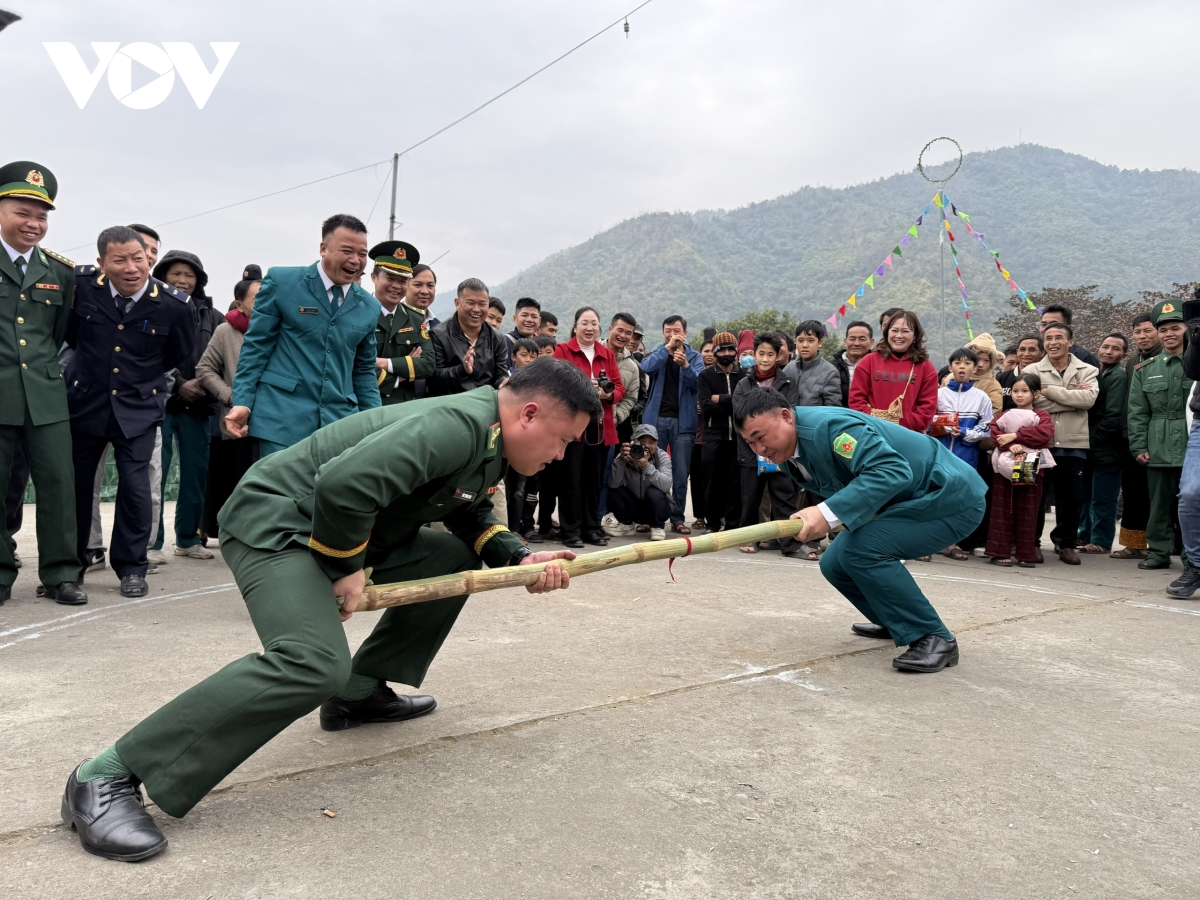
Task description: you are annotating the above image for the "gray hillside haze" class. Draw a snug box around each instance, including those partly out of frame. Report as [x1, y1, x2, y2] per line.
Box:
[495, 144, 1200, 356]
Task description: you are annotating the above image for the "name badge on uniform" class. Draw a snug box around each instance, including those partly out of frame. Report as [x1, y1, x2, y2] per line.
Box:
[35, 283, 60, 291]
[453, 489, 477, 501]
[299, 306, 319, 314]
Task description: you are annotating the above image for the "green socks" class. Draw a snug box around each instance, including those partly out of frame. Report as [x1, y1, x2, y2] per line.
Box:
[78, 745, 131, 782]
[339, 673, 381, 701]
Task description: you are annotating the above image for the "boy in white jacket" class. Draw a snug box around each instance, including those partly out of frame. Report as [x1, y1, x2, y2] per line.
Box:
[934, 348, 994, 468]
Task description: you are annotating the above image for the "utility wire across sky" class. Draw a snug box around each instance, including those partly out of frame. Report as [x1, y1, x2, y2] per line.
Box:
[71, 0, 657, 250]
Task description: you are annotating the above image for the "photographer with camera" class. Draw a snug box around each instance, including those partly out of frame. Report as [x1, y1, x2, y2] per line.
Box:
[604, 424, 673, 541]
[551, 307, 624, 548]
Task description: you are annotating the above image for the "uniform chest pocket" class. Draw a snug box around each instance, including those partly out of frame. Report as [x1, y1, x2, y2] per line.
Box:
[1142, 377, 1168, 394]
[32, 288, 63, 306]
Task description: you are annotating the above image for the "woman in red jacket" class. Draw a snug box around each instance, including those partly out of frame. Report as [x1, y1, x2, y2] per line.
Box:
[552, 307, 624, 548]
[848, 309, 938, 433]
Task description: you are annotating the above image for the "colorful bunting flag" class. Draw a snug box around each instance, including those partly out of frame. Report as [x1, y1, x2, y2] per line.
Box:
[838, 304, 847, 316]
[884, 254, 894, 269]
[856, 285, 865, 297]
[865, 275, 875, 289]
[847, 295, 857, 308]
[827, 313, 838, 329]
[875, 265, 885, 277]
[893, 246, 902, 257]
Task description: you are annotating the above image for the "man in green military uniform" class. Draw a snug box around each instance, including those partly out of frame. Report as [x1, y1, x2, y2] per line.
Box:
[60, 358, 600, 861]
[0, 161, 86, 605]
[735, 389, 986, 674]
[370, 240, 433, 404]
[1128, 299, 1195, 571]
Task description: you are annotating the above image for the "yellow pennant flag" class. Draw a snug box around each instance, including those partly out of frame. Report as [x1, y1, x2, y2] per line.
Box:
[847, 295, 857, 308]
[1001, 268, 1010, 279]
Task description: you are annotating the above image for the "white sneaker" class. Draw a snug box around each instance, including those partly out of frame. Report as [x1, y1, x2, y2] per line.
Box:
[174, 545, 215, 559]
[972, 547, 987, 558]
[147, 551, 169, 565]
[603, 516, 636, 537]
[650, 527, 666, 541]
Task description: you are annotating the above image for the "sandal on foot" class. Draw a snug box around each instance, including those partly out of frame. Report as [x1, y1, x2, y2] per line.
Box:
[1079, 544, 1107, 554]
[916, 555, 932, 562]
[739, 544, 759, 554]
[672, 523, 692, 536]
[1110, 547, 1146, 559]
[1017, 560, 1036, 568]
[941, 547, 970, 561]
[990, 557, 1013, 567]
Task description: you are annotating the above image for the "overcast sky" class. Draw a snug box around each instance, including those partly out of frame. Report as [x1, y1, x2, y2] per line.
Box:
[3, 0, 1197, 316]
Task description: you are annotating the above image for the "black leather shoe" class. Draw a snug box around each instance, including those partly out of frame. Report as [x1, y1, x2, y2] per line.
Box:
[583, 531, 609, 546]
[892, 635, 959, 673]
[39, 581, 89, 606]
[319, 684, 437, 732]
[61, 766, 167, 861]
[0, 583, 9, 606]
[563, 537, 585, 549]
[120, 575, 149, 598]
[1138, 558, 1172, 570]
[851, 622, 891, 640]
[1166, 563, 1200, 598]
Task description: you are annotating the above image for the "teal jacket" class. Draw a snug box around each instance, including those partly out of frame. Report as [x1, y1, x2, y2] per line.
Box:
[232, 263, 381, 447]
[785, 407, 985, 531]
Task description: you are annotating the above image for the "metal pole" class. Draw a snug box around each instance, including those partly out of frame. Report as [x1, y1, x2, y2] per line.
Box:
[387, 153, 399, 240]
[939, 232, 946, 358]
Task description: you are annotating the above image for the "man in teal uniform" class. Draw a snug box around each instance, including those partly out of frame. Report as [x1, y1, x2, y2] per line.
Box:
[369, 239, 433, 404]
[735, 388, 985, 673]
[226, 214, 380, 453]
[61, 358, 599, 862]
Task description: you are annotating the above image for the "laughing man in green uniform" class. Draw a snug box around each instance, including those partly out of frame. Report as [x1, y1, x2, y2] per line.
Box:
[61, 358, 601, 861]
[735, 387, 986, 674]
[370, 240, 433, 404]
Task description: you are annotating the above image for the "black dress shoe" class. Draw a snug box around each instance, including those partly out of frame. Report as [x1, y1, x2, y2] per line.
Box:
[319, 684, 437, 732]
[1138, 558, 1171, 571]
[892, 635, 959, 673]
[582, 531, 609, 546]
[851, 622, 892, 640]
[39, 581, 89, 606]
[1166, 563, 1200, 598]
[563, 537, 585, 549]
[120, 575, 149, 598]
[61, 766, 167, 862]
[0, 583, 9, 606]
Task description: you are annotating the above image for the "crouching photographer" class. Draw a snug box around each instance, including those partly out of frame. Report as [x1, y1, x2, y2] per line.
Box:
[604, 424, 673, 541]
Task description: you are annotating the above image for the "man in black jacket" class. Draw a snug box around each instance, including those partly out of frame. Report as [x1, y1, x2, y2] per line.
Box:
[1170, 289, 1200, 597]
[831, 320, 873, 407]
[698, 331, 743, 531]
[428, 278, 510, 395]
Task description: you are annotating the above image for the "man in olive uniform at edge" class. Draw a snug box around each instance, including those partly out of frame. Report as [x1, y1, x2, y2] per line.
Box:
[1127, 298, 1195, 572]
[61, 358, 599, 862]
[735, 387, 985, 674]
[370, 239, 433, 404]
[0, 161, 87, 605]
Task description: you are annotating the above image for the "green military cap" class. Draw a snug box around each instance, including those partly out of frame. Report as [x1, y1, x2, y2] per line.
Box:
[369, 240, 420, 277]
[0, 160, 57, 209]
[1152, 298, 1184, 325]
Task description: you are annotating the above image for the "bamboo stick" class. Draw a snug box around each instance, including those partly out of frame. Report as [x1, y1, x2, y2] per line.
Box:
[351, 518, 808, 612]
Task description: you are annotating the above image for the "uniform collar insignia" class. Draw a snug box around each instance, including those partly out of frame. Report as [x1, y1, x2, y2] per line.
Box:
[488, 422, 501, 451]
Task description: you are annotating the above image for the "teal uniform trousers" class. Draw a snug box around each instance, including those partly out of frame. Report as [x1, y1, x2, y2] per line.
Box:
[786, 408, 986, 647]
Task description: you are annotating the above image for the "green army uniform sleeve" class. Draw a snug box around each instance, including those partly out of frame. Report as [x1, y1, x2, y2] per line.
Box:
[1126, 362, 1150, 457]
[390, 309, 434, 383]
[820, 423, 914, 532]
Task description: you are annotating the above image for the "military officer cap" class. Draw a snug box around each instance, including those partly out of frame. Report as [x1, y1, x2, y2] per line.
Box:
[369, 240, 420, 278]
[1152, 298, 1184, 325]
[0, 160, 57, 209]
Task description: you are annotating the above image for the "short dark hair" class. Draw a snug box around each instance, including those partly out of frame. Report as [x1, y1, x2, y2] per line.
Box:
[1043, 321, 1073, 339]
[732, 385, 790, 429]
[795, 319, 826, 340]
[321, 213, 367, 238]
[97, 225, 147, 259]
[1131, 312, 1154, 328]
[845, 320, 873, 338]
[777, 331, 794, 354]
[515, 297, 541, 313]
[1017, 332, 1043, 350]
[513, 337, 539, 356]
[753, 331, 784, 354]
[504, 357, 602, 423]
[880, 307, 903, 327]
[535, 334, 557, 350]
[1042, 303, 1073, 325]
[948, 347, 979, 365]
[1012, 372, 1042, 393]
[457, 277, 489, 296]
[1003, 344, 1018, 356]
[1102, 332, 1128, 353]
[411, 263, 436, 282]
[662, 314, 687, 332]
[489, 297, 506, 315]
[540, 311, 558, 327]
[127, 223, 159, 244]
[611, 311, 637, 329]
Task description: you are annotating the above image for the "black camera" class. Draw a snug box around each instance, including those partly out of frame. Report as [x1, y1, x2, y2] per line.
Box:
[628, 441, 647, 460]
[597, 369, 615, 394]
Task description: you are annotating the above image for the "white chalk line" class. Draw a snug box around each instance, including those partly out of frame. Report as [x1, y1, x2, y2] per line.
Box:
[0, 583, 237, 651]
[1124, 601, 1200, 617]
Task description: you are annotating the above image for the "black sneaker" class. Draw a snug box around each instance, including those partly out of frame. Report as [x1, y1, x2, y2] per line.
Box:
[1166, 563, 1200, 599]
[84, 548, 107, 573]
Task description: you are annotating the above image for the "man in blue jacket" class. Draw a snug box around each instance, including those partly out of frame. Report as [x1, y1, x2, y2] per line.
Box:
[639, 315, 703, 532]
[735, 387, 986, 673]
[226, 214, 380, 454]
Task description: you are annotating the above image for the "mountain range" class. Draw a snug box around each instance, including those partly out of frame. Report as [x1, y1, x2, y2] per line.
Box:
[492, 144, 1200, 358]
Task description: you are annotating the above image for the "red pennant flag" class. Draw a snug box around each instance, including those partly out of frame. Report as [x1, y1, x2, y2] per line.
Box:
[838, 304, 847, 316]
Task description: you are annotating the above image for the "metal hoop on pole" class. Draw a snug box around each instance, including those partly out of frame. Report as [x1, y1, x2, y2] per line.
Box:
[918, 137, 963, 184]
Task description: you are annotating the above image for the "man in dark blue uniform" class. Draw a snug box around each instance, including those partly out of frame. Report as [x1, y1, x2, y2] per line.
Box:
[65, 226, 196, 597]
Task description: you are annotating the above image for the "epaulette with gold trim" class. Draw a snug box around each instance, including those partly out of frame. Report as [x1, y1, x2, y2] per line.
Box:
[43, 247, 74, 267]
[75, 264, 97, 277]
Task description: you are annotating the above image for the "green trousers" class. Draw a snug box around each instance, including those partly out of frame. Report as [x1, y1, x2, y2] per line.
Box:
[117, 529, 480, 818]
[1146, 467, 1187, 566]
[0, 411, 78, 587]
[819, 499, 984, 647]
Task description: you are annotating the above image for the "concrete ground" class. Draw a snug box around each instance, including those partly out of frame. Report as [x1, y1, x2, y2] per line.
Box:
[0, 502, 1197, 899]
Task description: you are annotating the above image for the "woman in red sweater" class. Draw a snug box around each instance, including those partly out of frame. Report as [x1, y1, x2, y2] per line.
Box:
[552, 307, 624, 548]
[848, 309, 938, 433]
